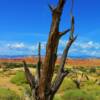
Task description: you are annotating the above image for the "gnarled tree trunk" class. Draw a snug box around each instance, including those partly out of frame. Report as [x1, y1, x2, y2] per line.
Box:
[23, 0, 77, 100]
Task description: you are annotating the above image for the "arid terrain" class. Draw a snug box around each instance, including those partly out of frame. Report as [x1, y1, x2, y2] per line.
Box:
[0, 57, 100, 100]
[0, 57, 100, 67]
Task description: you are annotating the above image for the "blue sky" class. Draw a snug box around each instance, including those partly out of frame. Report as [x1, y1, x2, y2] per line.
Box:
[0, 0, 100, 57]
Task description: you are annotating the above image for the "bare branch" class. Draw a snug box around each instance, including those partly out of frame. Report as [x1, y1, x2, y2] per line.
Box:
[48, 4, 56, 12]
[23, 61, 36, 89]
[48, 0, 66, 14]
[73, 79, 80, 89]
[51, 70, 69, 94]
[36, 42, 42, 80]
[59, 29, 70, 37]
[59, 36, 77, 72]
[70, 16, 74, 39]
[51, 35, 77, 94]
[70, 0, 74, 39]
[57, 0, 66, 11]
[70, 0, 74, 17]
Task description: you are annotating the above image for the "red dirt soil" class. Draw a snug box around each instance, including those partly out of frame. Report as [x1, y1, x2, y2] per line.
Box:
[0, 57, 100, 67]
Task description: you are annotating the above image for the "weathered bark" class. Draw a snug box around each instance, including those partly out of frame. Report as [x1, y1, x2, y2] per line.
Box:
[38, 0, 69, 99]
[23, 61, 38, 100]
[23, 42, 42, 100]
[51, 36, 77, 97]
[36, 42, 41, 83]
[23, 0, 77, 100]
[23, 61, 35, 89]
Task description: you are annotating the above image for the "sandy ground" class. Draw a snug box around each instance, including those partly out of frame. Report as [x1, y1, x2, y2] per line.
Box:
[0, 68, 35, 96]
[0, 74, 22, 95]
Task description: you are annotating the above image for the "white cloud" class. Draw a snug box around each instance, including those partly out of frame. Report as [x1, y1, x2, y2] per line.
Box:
[0, 40, 100, 57]
[59, 40, 67, 47]
[59, 40, 99, 49]
[69, 48, 78, 53]
[41, 42, 46, 49]
[58, 39, 100, 57]
[74, 41, 100, 49]
[31, 44, 38, 51]
[79, 50, 100, 57]
[7, 43, 25, 49]
[30, 42, 46, 52]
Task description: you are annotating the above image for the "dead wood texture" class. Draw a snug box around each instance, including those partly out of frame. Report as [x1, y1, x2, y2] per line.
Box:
[23, 0, 77, 100]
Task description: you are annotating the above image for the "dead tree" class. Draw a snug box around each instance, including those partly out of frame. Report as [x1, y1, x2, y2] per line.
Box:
[23, 0, 77, 100]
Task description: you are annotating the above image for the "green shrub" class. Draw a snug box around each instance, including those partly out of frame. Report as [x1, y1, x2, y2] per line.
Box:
[54, 95, 62, 100]
[2, 62, 37, 69]
[78, 67, 87, 72]
[1, 62, 22, 69]
[0, 87, 20, 100]
[96, 66, 100, 70]
[10, 70, 27, 85]
[89, 68, 96, 73]
[58, 78, 76, 93]
[62, 89, 95, 100]
[23, 84, 31, 97]
[28, 63, 37, 68]
[54, 65, 60, 73]
[85, 80, 94, 86]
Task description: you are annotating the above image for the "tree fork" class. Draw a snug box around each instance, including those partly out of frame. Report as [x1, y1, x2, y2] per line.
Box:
[38, 0, 69, 99]
[23, 0, 77, 100]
